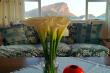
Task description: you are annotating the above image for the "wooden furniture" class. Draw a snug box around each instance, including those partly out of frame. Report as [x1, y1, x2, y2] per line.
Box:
[0, 33, 3, 46]
[0, 57, 110, 73]
[102, 39, 110, 55]
[0, 57, 42, 73]
[103, 39, 110, 49]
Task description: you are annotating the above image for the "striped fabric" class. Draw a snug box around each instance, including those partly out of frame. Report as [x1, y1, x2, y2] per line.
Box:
[68, 23, 102, 44]
[89, 24, 102, 44]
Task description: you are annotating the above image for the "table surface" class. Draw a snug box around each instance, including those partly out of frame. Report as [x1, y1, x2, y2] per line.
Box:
[0, 57, 110, 73]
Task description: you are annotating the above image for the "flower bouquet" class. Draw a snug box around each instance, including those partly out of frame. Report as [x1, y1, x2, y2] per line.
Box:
[23, 16, 70, 73]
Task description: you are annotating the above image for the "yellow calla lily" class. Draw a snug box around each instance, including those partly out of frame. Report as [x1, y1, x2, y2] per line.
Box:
[22, 16, 70, 73]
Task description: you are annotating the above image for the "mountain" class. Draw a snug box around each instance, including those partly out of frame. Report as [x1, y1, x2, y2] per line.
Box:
[88, 14, 96, 19]
[41, 2, 74, 16]
[78, 14, 96, 20]
[96, 13, 105, 20]
[25, 2, 105, 20]
[25, 2, 75, 17]
[68, 16, 78, 20]
[25, 9, 39, 17]
[79, 15, 85, 19]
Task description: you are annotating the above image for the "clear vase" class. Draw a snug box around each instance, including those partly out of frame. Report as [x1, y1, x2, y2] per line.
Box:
[41, 59, 58, 73]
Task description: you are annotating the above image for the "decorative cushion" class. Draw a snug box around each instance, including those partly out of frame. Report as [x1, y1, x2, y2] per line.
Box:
[2, 24, 39, 45]
[68, 23, 91, 43]
[23, 25, 39, 44]
[0, 43, 71, 57]
[89, 24, 102, 44]
[68, 23, 102, 44]
[68, 23, 80, 43]
[2, 24, 28, 45]
[61, 36, 74, 44]
[70, 44, 109, 57]
[79, 24, 91, 43]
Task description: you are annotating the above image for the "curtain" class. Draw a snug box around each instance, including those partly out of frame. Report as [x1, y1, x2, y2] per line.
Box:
[106, 0, 110, 38]
[0, 0, 24, 26]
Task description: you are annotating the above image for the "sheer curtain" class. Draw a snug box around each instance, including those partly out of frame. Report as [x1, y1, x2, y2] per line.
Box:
[106, 0, 110, 38]
[0, 0, 24, 26]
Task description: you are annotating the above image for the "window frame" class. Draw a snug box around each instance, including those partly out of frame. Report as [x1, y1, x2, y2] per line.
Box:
[24, 0, 41, 18]
[86, 0, 107, 20]
[24, 0, 107, 21]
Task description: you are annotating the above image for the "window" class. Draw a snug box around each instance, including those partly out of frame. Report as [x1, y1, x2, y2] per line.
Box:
[24, 0, 41, 19]
[41, 0, 86, 20]
[87, 0, 106, 20]
[24, 0, 107, 21]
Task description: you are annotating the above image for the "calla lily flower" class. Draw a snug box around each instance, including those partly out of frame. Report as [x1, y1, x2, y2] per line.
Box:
[22, 16, 70, 73]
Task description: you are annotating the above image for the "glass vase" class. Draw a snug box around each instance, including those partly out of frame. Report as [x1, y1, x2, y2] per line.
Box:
[42, 59, 58, 73]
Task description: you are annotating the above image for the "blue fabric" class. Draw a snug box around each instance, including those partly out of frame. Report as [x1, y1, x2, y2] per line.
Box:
[68, 23, 102, 44]
[1, 24, 39, 45]
[89, 24, 102, 44]
[75, 23, 82, 43]
[68, 23, 90, 43]
[79, 23, 91, 43]
[1, 24, 28, 45]
[85, 24, 92, 43]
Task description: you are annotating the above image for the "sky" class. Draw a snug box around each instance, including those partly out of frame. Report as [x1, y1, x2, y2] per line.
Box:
[25, 0, 106, 17]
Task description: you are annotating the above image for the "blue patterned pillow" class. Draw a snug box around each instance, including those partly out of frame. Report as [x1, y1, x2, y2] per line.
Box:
[23, 25, 39, 44]
[89, 24, 102, 44]
[68, 23, 81, 43]
[85, 24, 92, 43]
[68, 23, 90, 43]
[2, 24, 39, 45]
[79, 24, 91, 43]
[68, 23, 77, 41]
[68, 23, 102, 44]
[2, 24, 28, 45]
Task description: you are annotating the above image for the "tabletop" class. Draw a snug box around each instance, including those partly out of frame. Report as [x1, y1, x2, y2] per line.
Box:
[0, 57, 110, 73]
